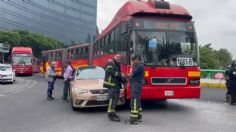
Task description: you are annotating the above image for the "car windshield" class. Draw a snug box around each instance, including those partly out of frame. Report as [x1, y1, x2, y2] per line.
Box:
[0, 65, 12, 71]
[12, 54, 32, 65]
[76, 67, 105, 80]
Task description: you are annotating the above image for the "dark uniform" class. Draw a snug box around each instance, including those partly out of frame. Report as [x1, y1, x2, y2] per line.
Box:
[130, 63, 145, 123]
[226, 65, 236, 105]
[103, 59, 125, 121]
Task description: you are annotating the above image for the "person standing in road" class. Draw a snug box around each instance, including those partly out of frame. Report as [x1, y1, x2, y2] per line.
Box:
[61, 61, 73, 101]
[103, 54, 127, 122]
[226, 62, 236, 105]
[129, 54, 145, 124]
[46, 62, 57, 100]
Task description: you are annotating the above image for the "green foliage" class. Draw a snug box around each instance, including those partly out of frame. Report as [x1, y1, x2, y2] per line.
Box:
[200, 44, 233, 69]
[0, 30, 64, 57]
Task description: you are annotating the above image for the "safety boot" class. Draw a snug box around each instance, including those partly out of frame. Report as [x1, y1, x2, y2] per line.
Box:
[138, 114, 142, 122]
[230, 96, 235, 105]
[129, 117, 139, 124]
[108, 113, 120, 122]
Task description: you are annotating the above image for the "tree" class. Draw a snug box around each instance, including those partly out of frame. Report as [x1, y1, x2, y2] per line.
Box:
[200, 44, 233, 69]
[0, 30, 64, 58]
[214, 48, 233, 67]
[200, 44, 220, 69]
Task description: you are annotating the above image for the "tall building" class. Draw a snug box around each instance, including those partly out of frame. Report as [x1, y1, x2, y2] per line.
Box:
[0, 0, 97, 44]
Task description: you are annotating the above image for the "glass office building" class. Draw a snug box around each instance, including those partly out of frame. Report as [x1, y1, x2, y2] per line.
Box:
[0, 0, 97, 44]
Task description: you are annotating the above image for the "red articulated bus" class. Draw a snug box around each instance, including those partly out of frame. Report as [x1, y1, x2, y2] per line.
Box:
[11, 47, 39, 75]
[40, 44, 90, 77]
[93, 0, 200, 100]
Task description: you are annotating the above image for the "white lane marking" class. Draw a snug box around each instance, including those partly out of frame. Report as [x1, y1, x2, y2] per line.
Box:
[0, 80, 37, 97]
[3, 80, 30, 94]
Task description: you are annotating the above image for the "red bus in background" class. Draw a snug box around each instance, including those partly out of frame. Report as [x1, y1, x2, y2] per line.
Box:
[11, 47, 39, 75]
[93, 0, 200, 100]
[41, 49, 63, 77]
[40, 44, 90, 77]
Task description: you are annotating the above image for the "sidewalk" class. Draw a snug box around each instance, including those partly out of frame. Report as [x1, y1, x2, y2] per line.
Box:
[201, 79, 226, 88]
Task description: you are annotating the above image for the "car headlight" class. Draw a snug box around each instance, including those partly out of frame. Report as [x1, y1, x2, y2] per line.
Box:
[75, 88, 89, 94]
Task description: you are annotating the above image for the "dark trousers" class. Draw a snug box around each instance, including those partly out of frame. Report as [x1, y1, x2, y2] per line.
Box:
[227, 80, 236, 102]
[47, 81, 55, 98]
[62, 80, 70, 100]
[130, 81, 143, 119]
[107, 88, 120, 113]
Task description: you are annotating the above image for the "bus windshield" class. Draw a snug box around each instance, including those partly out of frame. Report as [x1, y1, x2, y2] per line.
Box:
[133, 21, 198, 67]
[12, 54, 32, 65]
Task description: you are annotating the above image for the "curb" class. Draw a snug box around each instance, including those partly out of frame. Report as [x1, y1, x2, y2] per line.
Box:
[201, 83, 226, 89]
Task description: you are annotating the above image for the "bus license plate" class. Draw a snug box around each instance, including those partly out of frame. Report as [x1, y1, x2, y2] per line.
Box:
[177, 58, 193, 66]
[165, 91, 174, 96]
[97, 95, 108, 101]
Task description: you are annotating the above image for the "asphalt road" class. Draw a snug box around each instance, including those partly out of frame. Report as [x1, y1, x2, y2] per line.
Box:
[0, 74, 235, 132]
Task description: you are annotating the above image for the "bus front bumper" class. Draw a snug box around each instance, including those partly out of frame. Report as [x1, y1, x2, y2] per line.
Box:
[126, 86, 201, 100]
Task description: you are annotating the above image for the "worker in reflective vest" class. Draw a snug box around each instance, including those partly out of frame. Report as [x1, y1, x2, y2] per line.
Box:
[103, 54, 127, 122]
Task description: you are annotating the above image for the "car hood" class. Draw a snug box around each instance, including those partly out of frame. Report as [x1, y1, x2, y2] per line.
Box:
[0, 71, 13, 75]
[71, 79, 104, 89]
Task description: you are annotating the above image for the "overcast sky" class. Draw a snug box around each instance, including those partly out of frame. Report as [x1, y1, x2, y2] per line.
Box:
[97, 0, 236, 59]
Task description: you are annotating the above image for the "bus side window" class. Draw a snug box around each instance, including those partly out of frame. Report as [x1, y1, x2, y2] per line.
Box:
[76, 48, 80, 59]
[104, 35, 109, 54]
[101, 39, 104, 56]
[85, 47, 88, 58]
[71, 49, 75, 60]
[109, 31, 115, 53]
[58, 52, 62, 60]
[98, 41, 101, 56]
[115, 27, 121, 53]
[93, 43, 97, 57]
[67, 50, 71, 61]
[48, 53, 51, 61]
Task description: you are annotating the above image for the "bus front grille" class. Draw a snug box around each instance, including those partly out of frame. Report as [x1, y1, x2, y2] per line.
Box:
[151, 77, 187, 85]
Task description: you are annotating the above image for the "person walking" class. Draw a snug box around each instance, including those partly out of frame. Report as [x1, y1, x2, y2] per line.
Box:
[61, 61, 73, 101]
[129, 54, 145, 124]
[46, 62, 57, 100]
[103, 54, 126, 122]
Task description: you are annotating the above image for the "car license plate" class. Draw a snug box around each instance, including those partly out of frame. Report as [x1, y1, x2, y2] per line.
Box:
[177, 58, 194, 66]
[165, 90, 174, 96]
[96, 95, 108, 101]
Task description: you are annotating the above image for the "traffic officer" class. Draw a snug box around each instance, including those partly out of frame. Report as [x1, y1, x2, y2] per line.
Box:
[226, 62, 236, 105]
[129, 54, 145, 124]
[103, 54, 126, 122]
[46, 62, 57, 100]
